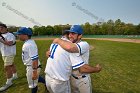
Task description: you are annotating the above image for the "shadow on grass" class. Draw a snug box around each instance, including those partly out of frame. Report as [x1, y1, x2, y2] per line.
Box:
[93, 89, 115, 93]
[93, 89, 138, 93]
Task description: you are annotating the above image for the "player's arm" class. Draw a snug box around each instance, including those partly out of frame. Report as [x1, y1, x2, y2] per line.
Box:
[53, 38, 78, 53]
[0, 38, 14, 46]
[4, 41, 14, 46]
[71, 53, 101, 74]
[32, 59, 38, 80]
[78, 64, 102, 74]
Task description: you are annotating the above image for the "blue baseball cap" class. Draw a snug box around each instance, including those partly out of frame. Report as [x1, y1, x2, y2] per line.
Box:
[16, 27, 32, 35]
[67, 25, 83, 34]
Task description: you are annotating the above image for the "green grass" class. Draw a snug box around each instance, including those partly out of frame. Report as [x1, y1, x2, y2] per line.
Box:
[0, 39, 140, 93]
[32, 35, 140, 39]
[87, 40, 140, 93]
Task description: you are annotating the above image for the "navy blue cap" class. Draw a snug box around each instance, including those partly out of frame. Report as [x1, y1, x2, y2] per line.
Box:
[0, 23, 7, 28]
[67, 25, 83, 34]
[16, 27, 32, 35]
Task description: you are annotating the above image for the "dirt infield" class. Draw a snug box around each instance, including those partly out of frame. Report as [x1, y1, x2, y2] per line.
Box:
[33, 38, 140, 43]
[88, 38, 140, 43]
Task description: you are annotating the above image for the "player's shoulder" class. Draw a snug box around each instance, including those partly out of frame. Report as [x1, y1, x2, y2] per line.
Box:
[79, 40, 88, 44]
[6, 32, 15, 36]
[2, 32, 15, 40]
[77, 40, 89, 46]
[26, 39, 35, 44]
[24, 39, 36, 47]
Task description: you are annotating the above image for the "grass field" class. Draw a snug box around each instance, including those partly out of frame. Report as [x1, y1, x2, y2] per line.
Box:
[0, 39, 140, 93]
[32, 35, 140, 39]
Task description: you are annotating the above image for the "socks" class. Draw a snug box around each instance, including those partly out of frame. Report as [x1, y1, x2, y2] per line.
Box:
[31, 86, 38, 93]
[13, 73, 18, 78]
[38, 76, 45, 84]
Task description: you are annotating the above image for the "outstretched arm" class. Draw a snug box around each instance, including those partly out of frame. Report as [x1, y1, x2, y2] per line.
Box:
[78, 64, 102, 74]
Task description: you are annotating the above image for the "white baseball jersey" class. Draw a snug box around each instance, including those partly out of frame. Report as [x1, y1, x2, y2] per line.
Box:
[45, 39, 85, 81]
[0, 32, 16, 56]
[72, 41, 90, 76]
[22, 39, 41, 88]
[76, 41, 89, 64]
[22, 39, 40, 66]
[71, 41, 92, 93]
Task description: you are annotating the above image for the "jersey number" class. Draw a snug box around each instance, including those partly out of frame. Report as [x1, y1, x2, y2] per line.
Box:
[50, 44, 58, 59]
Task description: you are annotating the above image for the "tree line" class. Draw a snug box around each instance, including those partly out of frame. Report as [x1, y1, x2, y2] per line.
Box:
[5, 19, 140, 35]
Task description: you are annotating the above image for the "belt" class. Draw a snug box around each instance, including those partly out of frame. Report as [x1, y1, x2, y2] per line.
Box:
[71, 74, 86, 79]
[26, 65, 42, 68]
[12, 42, 16, 45]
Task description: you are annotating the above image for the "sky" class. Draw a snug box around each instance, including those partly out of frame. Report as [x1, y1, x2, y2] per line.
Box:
[0, 0, 140, 27]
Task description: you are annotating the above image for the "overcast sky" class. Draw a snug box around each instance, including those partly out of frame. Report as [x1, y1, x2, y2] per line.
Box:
[0, 0, 140, 27]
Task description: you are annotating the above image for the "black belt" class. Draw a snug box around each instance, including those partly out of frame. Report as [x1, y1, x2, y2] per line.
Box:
[26, 65, 42, 68]
[72, 74, 86, 79]
[12, 42, 16, 45]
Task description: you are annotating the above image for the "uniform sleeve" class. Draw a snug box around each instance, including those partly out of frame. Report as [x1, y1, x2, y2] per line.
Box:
[75, 41, 89, 55]
[28, 45, 39, 61]
[70, 53, 85, 69]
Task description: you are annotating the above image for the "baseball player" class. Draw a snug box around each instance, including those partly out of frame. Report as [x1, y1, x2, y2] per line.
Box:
[45, 29, 101, 93]
[16, 27, 45, 93]
[0, 23, 18, 92]
[53, 25, 102, 93]
[45, 33, 85, 93]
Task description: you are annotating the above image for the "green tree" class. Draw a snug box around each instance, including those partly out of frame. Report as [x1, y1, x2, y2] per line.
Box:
[45, 25, 54, 35]
[136, 24, 140, 35]
[7, 26, 19, 33]
[114, 19, 125, 35]
[83, 22, 91, 35]
[106, 19, 115, 35]
[33, 25, 40, 36]
[124, 23, 137, 35]
[54, 25, 63, 35]
[100, 22, 108, 35]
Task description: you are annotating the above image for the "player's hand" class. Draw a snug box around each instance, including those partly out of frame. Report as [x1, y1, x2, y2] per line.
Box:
[53, 38, 60, 43]
[95, 64, 102, 72]
[46, 50, 50, 57]
[3, 41, 13, 46]
[32, 70, 38, 80]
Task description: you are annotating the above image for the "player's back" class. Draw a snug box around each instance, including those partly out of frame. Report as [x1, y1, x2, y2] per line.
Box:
[45, 43, 72, 81]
